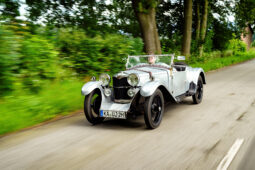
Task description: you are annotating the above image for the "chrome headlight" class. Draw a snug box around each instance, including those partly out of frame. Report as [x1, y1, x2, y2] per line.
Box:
[127, 73, 139, 86]
[99, 73, 111, 86]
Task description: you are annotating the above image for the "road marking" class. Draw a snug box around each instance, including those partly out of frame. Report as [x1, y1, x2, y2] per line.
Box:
[217, 138, 244, 170]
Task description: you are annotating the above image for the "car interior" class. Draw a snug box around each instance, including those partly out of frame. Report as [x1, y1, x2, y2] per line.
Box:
[173, 62, 187, 71]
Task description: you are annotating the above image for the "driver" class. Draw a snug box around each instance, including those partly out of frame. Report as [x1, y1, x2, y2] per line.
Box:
[148, 56, 156, 64]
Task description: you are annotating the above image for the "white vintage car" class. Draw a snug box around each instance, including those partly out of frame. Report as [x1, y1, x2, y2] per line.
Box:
[81, 54, 206, 129]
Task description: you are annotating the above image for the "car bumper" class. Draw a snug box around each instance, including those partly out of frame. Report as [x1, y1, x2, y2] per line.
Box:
[100, 100, 132, 112]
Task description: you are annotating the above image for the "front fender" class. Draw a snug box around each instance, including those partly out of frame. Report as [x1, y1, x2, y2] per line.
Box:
[81, 81, 102, 96]
[140, 81, 161, 97]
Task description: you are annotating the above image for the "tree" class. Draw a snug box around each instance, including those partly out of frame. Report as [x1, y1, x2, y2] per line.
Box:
[181, 0, 192, 57]
[132, 0, 161, 54]
[0, 0, 20, 19]
[25, 0, 112, 36]
[235, 0, 255, 29]
[109, 0, 141, 37]
[198, 0, 209, 57]
[195, 0, 201, 41]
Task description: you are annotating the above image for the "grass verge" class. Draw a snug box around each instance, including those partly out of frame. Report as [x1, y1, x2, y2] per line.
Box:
[190, 50, 255, 72]
[0, 80, 84, 135]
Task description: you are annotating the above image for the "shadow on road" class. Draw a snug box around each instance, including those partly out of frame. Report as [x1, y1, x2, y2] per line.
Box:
[74, 98, 195, 130]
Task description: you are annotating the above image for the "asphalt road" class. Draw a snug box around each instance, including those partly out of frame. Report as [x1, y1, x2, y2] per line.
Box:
[1, 59, 255, 170]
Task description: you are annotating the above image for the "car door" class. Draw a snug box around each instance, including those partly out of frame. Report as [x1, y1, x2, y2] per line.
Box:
[172, 68, 187, 97]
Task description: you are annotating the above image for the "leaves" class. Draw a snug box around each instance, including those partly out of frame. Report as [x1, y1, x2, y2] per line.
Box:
[56, 28, 143, 75]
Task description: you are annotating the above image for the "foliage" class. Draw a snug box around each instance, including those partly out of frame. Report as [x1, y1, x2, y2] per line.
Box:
[235, 0, 255, 29]
[0, 0, 20, 19]
[161, 32, 182, 55]
[19, 34, 58, 92]
[137, 0, 158, 12]
[25, 0, 113, 36]
[211, 19, 237, 50]
[110, 0, 141, 37]
[252, 41, 255, 47]
[227, 39, 246, 54]
[156, 0, 184, 40]
[0, 25, 19, 95]
[56, 28, 143, 75]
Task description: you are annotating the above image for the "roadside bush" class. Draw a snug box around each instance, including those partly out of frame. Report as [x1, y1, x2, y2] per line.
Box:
[203, 30, 214, 53]
[251, 41, 255, 48]
[19, 35, 58, 92]
[56, 28, 143, 76]
[227, 39, 246, 54]
[222, 50, 233, 57]
[0, 25, 20, 95]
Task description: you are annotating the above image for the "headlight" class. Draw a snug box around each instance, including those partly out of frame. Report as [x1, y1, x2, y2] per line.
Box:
[127, 73, 139, 86]
[99, 73, 111, 86]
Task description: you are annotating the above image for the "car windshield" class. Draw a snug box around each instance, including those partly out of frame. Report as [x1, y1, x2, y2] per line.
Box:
[125, 54, 174, 69]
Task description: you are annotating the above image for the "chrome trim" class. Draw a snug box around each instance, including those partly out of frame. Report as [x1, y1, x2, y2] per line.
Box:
[114, 99, 132, 104]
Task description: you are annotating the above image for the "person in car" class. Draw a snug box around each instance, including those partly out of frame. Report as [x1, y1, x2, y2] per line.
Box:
[148, 56, 156, 64]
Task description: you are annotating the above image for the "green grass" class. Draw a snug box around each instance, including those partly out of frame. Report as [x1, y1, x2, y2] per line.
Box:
[0, 80, 84, 135]
[0, 50, 255, 136]
[190, 50, 255, 72]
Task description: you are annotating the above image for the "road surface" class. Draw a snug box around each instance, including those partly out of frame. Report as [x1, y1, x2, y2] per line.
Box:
[1, 59, 255, 170]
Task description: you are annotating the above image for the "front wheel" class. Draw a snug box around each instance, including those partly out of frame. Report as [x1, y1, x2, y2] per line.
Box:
[84, 89, 104, 124]
[144, 89, 164, 129]
[192, 76, 203, 104]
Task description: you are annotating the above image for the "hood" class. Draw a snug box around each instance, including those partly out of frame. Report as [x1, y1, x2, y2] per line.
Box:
[114, 66, 169, 86]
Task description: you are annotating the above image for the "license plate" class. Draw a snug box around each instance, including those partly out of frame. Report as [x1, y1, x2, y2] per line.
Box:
[100, 110, 127, 119]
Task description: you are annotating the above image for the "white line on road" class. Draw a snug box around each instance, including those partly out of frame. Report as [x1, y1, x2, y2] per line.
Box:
[217, 138, 244, 170]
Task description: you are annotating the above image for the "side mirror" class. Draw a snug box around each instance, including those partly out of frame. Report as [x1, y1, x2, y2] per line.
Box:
[177, 56, 186, 60]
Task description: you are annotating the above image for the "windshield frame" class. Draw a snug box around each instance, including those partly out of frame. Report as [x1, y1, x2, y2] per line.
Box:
[125, 54, 175, 69]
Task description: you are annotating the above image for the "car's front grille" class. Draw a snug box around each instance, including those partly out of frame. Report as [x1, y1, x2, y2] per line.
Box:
[113, 77, 131, 100]
[113, 77, 129, 87]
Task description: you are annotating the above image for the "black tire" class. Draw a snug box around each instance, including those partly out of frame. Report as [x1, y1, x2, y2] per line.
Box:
[84, 89, 104, 124]
[144, 89, 164, 129]
[192, 76, 203, 104]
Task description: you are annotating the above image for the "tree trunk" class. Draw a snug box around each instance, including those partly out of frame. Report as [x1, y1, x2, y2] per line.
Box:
[195, 0, 201, 41]
[181, 0, 193, 57]
[199, 0, 208, 57]
[132, 0, 161, 54]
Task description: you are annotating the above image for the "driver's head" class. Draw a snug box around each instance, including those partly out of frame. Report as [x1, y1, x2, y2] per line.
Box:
[148, 56, 156, 64]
